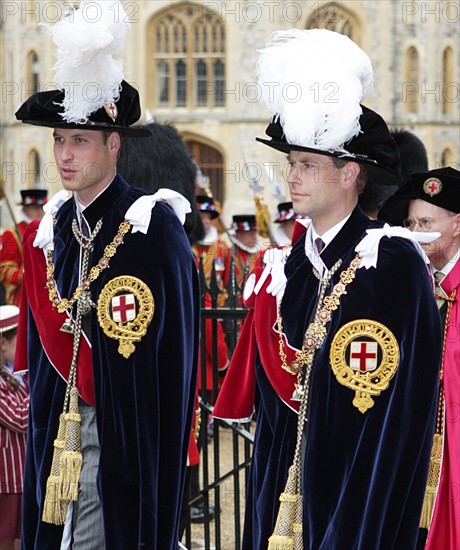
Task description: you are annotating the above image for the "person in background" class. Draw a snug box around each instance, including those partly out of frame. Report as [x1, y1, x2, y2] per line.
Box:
[0, 189, 47, 305]
[214, 28, 441, 549]
[0, 305, 29, 550]
[272, 201, 303, 246]
[379, 166, 460, 550]
[193, 195, 229, 305]
[228, 214, 265, 290]
[14, 2, 199, 548]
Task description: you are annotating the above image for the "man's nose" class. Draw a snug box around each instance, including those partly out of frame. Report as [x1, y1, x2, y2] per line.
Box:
[60, 143, 74, 162]
[287, 164, 301, 183]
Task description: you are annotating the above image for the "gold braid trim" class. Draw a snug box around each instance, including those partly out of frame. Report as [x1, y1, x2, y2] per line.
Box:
[43, 218, 131, 524]
[46, 219, 131, 313]
[269, 254, 362, 549]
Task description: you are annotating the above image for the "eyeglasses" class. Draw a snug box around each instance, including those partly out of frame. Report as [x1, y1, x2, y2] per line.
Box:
[403, 215, 454, 231]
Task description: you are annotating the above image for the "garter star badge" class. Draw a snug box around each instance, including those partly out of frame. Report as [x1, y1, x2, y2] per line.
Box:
[330, 319, 399, 413]
[423, 177, 442, 197]
[97, 276, 154, 359]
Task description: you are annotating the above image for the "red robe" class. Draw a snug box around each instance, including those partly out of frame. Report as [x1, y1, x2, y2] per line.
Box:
[426, 257, 460, 550]
[0, 221, 28, 306]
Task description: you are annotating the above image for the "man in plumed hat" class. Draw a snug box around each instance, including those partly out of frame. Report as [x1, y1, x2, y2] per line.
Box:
[214, 28, 441, 549]
[13, 2, 199, 548]
[0, 189, 47, 305]
[381, 167, 460, 550]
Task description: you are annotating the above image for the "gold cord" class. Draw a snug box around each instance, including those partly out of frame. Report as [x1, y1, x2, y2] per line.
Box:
[46, 219, 131, 313]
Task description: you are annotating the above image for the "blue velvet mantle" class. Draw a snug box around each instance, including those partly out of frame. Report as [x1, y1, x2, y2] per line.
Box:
[243, 207, 442, 549]
[21, 175, 200, 549]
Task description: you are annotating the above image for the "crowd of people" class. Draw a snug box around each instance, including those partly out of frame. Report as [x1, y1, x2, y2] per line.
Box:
[0, 3, 458, 550]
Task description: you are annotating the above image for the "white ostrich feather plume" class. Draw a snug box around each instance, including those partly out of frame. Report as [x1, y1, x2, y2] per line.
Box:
[49, 0, 130, 123]
[257, 29, 374, 151]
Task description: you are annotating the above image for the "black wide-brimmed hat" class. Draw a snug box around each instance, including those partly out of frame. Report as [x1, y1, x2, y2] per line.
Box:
[18, 189, 48, 206]
[15, 80, 151, 137]
[232, 215, 257, 231]
[274, 201, 302, 223]
[196, 195, 220, 219]
[378, 167, 460, 226]
[257, 106, 402, 188]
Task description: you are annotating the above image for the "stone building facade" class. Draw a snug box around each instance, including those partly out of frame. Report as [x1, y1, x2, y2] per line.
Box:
[1, 0, 458, 228]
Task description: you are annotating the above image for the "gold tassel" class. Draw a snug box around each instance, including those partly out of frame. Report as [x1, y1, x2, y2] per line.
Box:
[59, 387, 83, 501]
[42, 414, 68, 524]
[420, 433, 443, 528]
[268, 465, 301, 550]
[293, 492, 303, 550]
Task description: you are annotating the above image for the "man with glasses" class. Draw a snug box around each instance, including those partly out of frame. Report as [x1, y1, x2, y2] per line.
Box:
[214, 29, 442, 549]
[380, 167, 460, 549]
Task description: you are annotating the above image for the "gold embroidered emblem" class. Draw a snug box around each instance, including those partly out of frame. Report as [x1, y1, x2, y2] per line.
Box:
[330, 319, 399, 413]
[97, 276, 154, 358]
[423, 177, 442, 197]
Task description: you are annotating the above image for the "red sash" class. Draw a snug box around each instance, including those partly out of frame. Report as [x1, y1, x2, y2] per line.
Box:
[213, 267, 300, 421]
[15, 222, 95, 405]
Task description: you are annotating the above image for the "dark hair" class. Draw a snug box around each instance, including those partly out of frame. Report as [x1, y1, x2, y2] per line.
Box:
[331, 158, 368, 194]
[117, 122, 204, 245]
[0, 326, 18, 341]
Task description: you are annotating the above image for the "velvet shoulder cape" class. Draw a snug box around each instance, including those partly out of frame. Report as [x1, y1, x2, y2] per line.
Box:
[218, 207, 442, 549]
[16, 175, 200, 549]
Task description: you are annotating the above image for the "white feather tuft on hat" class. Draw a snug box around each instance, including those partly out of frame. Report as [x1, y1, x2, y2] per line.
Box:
[49, 0, 130, 124]
[257, 29, 374, 152]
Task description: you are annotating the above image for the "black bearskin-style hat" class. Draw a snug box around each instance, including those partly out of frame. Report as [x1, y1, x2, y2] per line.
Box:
[232, 215, 257, 232]
[18, 189, 48, 206]
[390, 129, 428, 182]
[15, 1, 150, 138]
[256, 29, 402, 189]
[378, 167, 460, 226]
[196, 195, 220, 219]
[358, 129, 429, 213]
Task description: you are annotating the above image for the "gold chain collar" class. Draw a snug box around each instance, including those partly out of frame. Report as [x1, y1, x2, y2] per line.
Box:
[277, 253, 362, 400]
[46, 217, 132, 314]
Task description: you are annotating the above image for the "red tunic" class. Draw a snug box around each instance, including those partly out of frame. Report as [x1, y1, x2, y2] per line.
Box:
[426, 257, 460, 550]
[0, 221, 28, 306]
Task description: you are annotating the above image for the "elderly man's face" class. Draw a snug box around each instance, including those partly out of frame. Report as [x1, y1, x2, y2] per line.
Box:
[406, 199, 459, 269]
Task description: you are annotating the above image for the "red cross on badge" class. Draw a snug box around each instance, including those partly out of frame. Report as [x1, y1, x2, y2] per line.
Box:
[350, 341, 378, 372]
[105, 102, 118, 122]
[423, 177, 442, 197]
[111, 294, 136, 323]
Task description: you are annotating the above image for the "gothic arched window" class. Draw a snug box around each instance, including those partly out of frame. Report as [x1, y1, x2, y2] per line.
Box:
[148, 4, 225, 109]
[27, 51, 40, 96]
[306, 3, 361, 44]
[405, 46, 420, 114]
[442, 47, 454, 115]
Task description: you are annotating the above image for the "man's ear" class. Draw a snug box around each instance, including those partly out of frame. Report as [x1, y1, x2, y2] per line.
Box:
[342, 161, 360, 190]
[453, 213, 460, 238]
[109, 132, 121, 153]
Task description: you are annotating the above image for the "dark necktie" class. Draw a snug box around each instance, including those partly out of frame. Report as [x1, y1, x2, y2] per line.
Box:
[80, 215, 90, 237]
[315, 237, 325, 255]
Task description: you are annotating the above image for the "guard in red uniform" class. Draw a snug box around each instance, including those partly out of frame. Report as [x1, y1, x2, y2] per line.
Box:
[0, 189, 47, 305]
